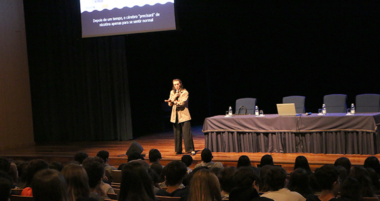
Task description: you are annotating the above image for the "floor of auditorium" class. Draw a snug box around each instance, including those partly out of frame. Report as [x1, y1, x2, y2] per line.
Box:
[1, 126, 378, 172]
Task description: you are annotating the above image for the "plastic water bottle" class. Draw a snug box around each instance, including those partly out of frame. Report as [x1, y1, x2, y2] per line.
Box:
[322, 104, 326, 115]
[228, 106, 232, 116]
[351, 103, 355, 115]
[255, 106, 259, 116]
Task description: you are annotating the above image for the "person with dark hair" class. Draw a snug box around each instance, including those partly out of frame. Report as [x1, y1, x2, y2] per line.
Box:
[340, 177, 362, 201]
[119, 162, 155, 201]
[150, 162, 164, 183]
[21, 159, 49, 196]
[306, 165, 342, 201]
[50, 161, 64, 172]
[194, 148, 223, 169]
[118, 163, 126, 170]
[258, 155, 274, 167]
[188, 169, 221, 201]
[261, 166, 305, 201]
[333, 157, 351, 174]
[156, 161, 189, 200]
[82, 157, 107, 201]
[127, 152, 150, 169]
[96, 150, 117, 178]
[164, 78, 195, 155]
[364, 156, 380, 176]
[294, 156, 312, 174]
[0, 157, 11, 173]
[15, 161, 28, 188]
[32, 169, 69, 201]
[287, 168, 313, 198]
[181, 155, 193, 173]
[366, 167, 380, 194]
[9, 162, 18, 188]
[149, 149, 162, 164]
[0, 172, 12, 201]
[349, 166, 377, 198]
[74, 151, 89, 165]
[218, 167, 237, 200]
[62, 164, 97, 201]
[237, 155, 252, 168]
[182, 166, 209, 187]
[335, 166, 348, 184]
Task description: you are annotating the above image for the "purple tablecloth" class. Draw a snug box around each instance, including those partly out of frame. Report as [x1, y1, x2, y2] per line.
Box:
[202, 113, 380, 154]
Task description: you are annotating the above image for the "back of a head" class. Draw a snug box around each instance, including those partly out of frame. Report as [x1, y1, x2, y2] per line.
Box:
[261, 166, 287, 192]
[364, 156, 380, 174]
[334, 157, 351, 174]
[237, 155, 251, 168]
[188, 169, 221, 201]
[349, 166, 376, 197]
[260, 155, 274, 167]
[82, 157, 105, 188]
[150, 162, 163, 178]
[0, 157, 10, 173]
[96, 150, 109, 163]
[32, 169, 68, 201]
[201, 148, 213, 163]
[74, 151, 88, 165]
[314, 165, 338, 190]
[294, 156, 311, 173]
[49, 161, 64, 172]
[127, 151, 144, 162]
[25, 159, 49, 187]
[181, 155, 193, 167]
[119, 162, 155, 201]
[165, 160, 187, 186]
[340, 177, 362, 201]
[287, 168, 312, 197]
[335, 166, 348, 183]
[0, 172, 12, 201]
[234, 167, 259, 188]
[61, 164, 90, 201]
[229, 186, 259, 201]
[218, 167, 237, 193]
[148, 149, 162, 163]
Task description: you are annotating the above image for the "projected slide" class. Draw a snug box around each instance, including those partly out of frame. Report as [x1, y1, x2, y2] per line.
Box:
[80, 0, 176, 38]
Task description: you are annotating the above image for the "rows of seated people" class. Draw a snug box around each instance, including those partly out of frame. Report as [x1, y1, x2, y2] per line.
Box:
[1, 148, 380, 201]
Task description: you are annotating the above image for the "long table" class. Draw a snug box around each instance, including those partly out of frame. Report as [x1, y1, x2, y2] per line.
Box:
[202, 113, 380, 154]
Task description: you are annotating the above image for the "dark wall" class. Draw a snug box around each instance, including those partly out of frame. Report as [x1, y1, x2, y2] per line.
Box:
[24, 0, 380, 139]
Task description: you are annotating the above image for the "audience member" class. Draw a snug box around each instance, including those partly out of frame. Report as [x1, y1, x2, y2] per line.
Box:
[349, 166, 377, 198]
[0, 172, 12, 201]
[74, 151, 89, 165]
[127, 152, 149, 169]
[15, 161, 28, 188]
[118, 163, 126, 170]
[211, 167, 223, 178]
[148, 168, 161, 194]
[97, 150, 117, 179]
[237, 155, 252, 168]
[149, 149, 162, 164]
[156, 161, 189, 201]
[258, 155, 274, 167]
[182, 166, 209, 187]
[21, 159, 49, 196]
[234, 167, 260, 191]
[261, 166, 305, 201]
[8, 162, 18, 188]
[335, 166, 348, 184]
[62, 164, 97, 201]
[188, 169, 222, 201]
[194, 148, 223, 169]
[0, 157, 11, 173]
[366, 167, 380, 194]
[31, 169, 69, 201]
[82, 157, 107, 201]
[287, 168, 313, 198]
[119, 162, 155, 201]
[229, 187, 260, 201]
[306, 165, 344, 201]
[259, 165, 272, 192]
[364, 156, 380, 176]
[151, 162, 164, 182]
[181, 155, 193, 173]
[218, 167, 236, 200]
[294, 156, 312, 174]
[340, 177, 362, 201]
[333, 157, 351, 174]
[50, 161, 64, 172]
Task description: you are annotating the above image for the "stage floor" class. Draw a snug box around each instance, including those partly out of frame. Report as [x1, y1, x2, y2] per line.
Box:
[0, 126, 378, 172]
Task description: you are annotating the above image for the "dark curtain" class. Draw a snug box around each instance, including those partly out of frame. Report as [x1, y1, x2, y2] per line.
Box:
[24, 0, 133, 141]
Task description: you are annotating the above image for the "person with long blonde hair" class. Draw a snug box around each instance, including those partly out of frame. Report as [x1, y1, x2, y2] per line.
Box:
[188, 169, 221, 201]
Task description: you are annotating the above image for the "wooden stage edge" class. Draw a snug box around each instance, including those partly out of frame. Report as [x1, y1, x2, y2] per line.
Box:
[1, 126, 379, 172]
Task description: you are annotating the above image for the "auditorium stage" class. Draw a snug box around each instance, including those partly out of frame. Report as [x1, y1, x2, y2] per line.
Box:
[0, 126, 378, 172]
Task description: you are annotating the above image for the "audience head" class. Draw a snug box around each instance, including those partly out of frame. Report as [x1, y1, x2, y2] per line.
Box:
[0, 172, 12, 201]
[335, 165, 348, 183]
[96, 150, 109, 163]
[366, 167, 380, 193]
[31, 169, 69, 201]
[82, 157, 104, 189]
[364, 156, 380, 174]
[261, 166, 287, 192]
[259, 164, 272, 191]
[287, 168, 312, 198]
[16, 161, 28, 187]
[234, 167, 260, 190]
[183, 166, 209, 187]
[259, 155, 274, 167]
[229, 186, 259, 201]
[0, 157, 10, 173]
[334, 157, 351, 174]
[237, 155, 251, 168]
[49, 161, 64, 172]
[340, 177, 362, 201]
[181, 155, 193, 167]
[349, 166, 376, 197]
[62, 164, 90, 201]
[218, 167, 236, 193]
[188, 169, 221, 201]
[118, 163, 126, 170]
[150, 162, 164, 182]
[119, 162, 155, 201]
[164, 160, 187, 186]
[127, 151, 144, 162]
[294, 156, 311, 173]
[201, 148, 213, 163]
[25, 159, 49, 187]
[314, 165, 339, 193]
[148, 149, 162, 163]
[74, 151, 88, 164]
[9, 162, 18, 186]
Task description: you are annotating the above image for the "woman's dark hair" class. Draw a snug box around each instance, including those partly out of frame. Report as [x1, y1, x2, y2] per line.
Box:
[49, 161, 64, 172]
[234, 167, 259, 188]
[287, 168, 313, 198]
[259, 155, 274, 167]
[349, 166, 377, 197]
[0, 172, 12, 201]
[32, 169, 69, 201]
[150, 162, 164, 183]
[335, 166, 348, 183]
[164, 161, 187, 186]
[201, 148, 213, 163]
[24, 159, 49, 188]
[218, 167, 236, 193]
[119, 162, 155, 201]
[74, 151, 88, 164]
[294, 156, 311, 174]
[181, 155, 193, 167]
[96, 150, 110, 163]
[261, 166, 287, 192]
[148, 149, 162, 163]
[237, 155, 251, 168]
[340, 177, 362, 201]
[314, 165, 339, 190]
[62, 164, 90, 201]
[364, 156, 380, 175]
[334, 157, 351, 174]
[229, 186, 259, 201]
[82, 157, 105, 188]
[366, 167, 380, 194]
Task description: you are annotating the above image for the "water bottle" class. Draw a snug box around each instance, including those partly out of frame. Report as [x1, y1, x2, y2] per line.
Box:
[228, 106, 232, 116]
[351, 103, 355, 115]
[322, 104, 326, 115]
[255, 106, 259, 116]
